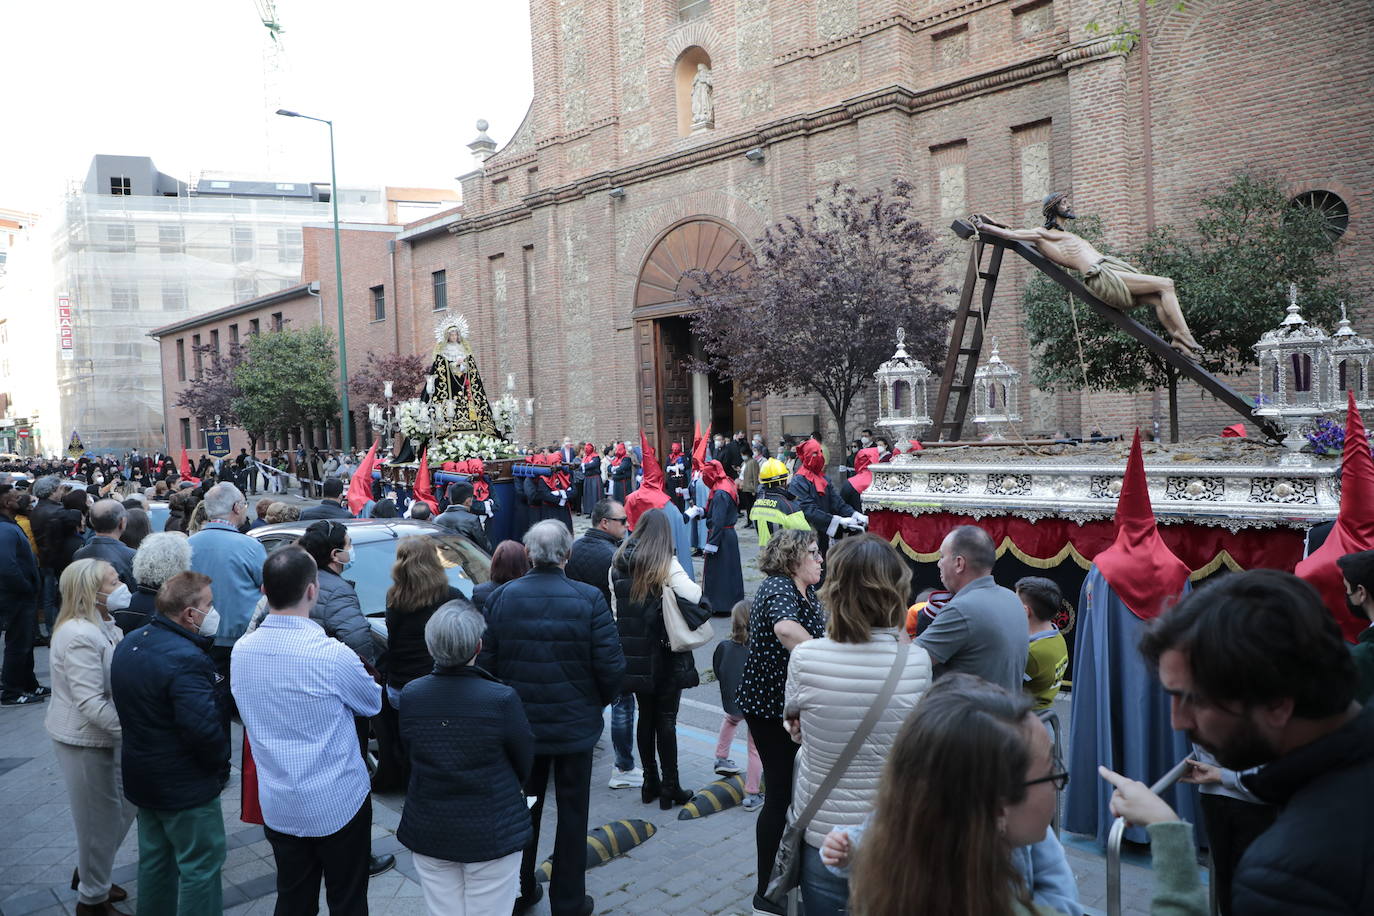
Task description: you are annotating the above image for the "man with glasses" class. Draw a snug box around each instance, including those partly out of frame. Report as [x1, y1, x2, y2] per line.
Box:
[188, 482, 267, 694]
[566, 499, 640, 789]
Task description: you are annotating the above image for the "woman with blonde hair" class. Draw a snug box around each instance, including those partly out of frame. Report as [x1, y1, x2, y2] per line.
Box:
[611, 507, 711, 808]
[384, 537, 465, 709]
[784, 534, 932, 915]
[45, 558, 137, 915]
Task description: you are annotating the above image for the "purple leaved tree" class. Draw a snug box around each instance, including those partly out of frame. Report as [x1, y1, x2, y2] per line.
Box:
[348, 350, 429, 406]
[686, 180, 953, 455]
[174, 342, 260, 452]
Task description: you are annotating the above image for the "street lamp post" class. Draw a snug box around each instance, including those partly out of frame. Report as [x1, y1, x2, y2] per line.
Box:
[276, 108, 352, 450]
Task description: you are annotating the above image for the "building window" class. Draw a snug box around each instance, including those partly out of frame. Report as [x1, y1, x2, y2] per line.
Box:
[159, 223, 183, 257]
[249, 318, 261, 335]
[234, 277, 257, 303]
[271, 312, 283, 331]
[176, 339, 186, 381]
[180, 417, 192, 448]
[111, 284, 139, 311]
[371, 285, 386, 321]
[229, 324, 239, 346]
[162, 283, 187, 311]
[110, 176, 132, 196]
[210, 329, 219, 353]
[231, 225, 255, 262]
[527, 167, 540, 193]
[192, 334, 203, 377]
[432, 270, 448, 311]
[678, 0, 709, 21]
[1290, 190, 1349, 242]
[106, 223, 133, 251]
[277, 228, 303, 262]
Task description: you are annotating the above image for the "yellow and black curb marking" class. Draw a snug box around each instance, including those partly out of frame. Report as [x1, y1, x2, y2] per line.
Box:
[535, 818, 657, 881]
[678, 775, 756, 820]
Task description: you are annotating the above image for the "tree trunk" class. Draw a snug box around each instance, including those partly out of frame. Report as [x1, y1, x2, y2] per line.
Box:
[1168, 370, 1180, 444]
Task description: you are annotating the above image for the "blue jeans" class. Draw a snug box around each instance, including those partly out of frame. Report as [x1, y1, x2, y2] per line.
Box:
[611, 693, 636, 771]
[801, 841, 850, 916]
[0, 592, 39, 701]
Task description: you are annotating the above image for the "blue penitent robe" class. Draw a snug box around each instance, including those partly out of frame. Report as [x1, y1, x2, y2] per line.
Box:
[1064, 566, 1201, 845]
[689, 477, 710, 548]
[663, 502, 696, 583]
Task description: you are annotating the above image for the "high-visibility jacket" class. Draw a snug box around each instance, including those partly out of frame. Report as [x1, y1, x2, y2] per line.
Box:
[749, 486, 810, 547]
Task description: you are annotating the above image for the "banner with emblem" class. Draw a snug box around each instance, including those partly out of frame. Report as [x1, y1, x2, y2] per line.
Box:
[204, 429, 232, 459]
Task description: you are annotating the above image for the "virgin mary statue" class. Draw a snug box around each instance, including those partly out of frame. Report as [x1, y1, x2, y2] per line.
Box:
[426, 312, 503, 439]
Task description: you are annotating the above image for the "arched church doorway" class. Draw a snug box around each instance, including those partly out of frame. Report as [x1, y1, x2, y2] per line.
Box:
[633, 217, 764, 454]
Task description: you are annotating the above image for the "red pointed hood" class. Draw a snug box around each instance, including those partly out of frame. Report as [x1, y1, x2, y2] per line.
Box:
[178, 448, 201, 485]
[1297, 392, 1374, 642]
[849, 447, 882, 494]
[701, 459, 738, 502]
[625, 431, 671, 529]
[1093, 430, 1190, 620]
[692, 421, 711, 473]
[411, 445, 438, 515]
[583, 442, 596, 459]
[797, 439, 829, 493]
[348, 439, 381, 516]
[610, 441, 628, 468]
[669, 442, 684, 461]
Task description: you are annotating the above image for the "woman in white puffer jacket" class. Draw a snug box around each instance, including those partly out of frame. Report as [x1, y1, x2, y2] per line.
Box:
[783, 534, 931, 916]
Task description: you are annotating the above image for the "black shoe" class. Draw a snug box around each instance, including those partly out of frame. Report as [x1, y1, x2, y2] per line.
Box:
[659, 785, 693, 810]
[512, 884, 543, 914]
[751, 893, 786, 916]
[640, 773, 661, 805]
[1, 693, 45, 707]
[579, 895, 594, 916]
[28, 685, 51, 699]
[368, 853, 395, 877]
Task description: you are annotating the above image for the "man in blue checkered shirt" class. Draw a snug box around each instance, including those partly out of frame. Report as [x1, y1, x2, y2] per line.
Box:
[232, 545, 383, 914]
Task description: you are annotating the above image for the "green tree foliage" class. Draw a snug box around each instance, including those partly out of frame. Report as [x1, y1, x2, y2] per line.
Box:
[1025, 172, 1348, 434]
[231, 326, 339, 444]
[686, 180, 952, 450]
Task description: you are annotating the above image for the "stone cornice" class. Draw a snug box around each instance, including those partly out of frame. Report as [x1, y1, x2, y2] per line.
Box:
[442, 48, 1077, 240]
[1055, 36, 1129, 70]
[776, 0, 1012, 64]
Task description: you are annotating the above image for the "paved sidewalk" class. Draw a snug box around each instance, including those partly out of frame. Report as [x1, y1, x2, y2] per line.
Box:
[0, 520, 1166, 915]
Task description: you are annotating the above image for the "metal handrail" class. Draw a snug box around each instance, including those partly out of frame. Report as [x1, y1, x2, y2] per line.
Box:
[1037, 708, 1064, 837]
[1106, 757, 1192, 916]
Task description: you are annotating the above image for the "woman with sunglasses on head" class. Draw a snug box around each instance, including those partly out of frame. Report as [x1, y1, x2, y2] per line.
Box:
[844, 673, 1206, 916]
[736, 528, 826, 916]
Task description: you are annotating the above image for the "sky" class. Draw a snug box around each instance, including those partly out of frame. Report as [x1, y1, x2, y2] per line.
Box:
[0, 0, 535, 214]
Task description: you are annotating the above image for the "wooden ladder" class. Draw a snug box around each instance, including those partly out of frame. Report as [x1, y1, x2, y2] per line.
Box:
[931, 219, 1284, 443]
[931, 239, 1004, 441]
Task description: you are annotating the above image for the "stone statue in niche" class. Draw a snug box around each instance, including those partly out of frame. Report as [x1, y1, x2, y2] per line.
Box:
[691, 63, 714, 130]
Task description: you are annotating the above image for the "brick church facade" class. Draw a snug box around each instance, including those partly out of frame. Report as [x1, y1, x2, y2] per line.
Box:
[156, 0, 1374, 454]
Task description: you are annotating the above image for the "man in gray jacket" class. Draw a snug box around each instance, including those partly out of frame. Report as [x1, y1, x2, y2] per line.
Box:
[917, 524, 1029, 693]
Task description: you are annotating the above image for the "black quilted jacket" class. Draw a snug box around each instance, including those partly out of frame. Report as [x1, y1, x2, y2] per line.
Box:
[397, 665, 533, 862]
[477, 567, 626, 754]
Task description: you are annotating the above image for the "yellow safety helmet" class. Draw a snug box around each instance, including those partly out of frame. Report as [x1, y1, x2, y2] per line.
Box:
[759, 458, 790, 485]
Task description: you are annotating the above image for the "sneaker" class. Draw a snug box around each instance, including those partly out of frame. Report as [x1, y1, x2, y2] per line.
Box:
[714, 756, 742, 776]
[28, 685, 51, 699]
[741, 793, 764, 811]
[1, 693, 45, 707]
[608, 766, 644, 789]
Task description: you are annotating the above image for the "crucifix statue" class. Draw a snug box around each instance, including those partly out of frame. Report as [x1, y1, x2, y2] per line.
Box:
[972, 193, 1205, 360]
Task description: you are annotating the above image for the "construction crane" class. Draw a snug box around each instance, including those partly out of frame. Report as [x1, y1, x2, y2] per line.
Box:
[253, 0, 288, 172]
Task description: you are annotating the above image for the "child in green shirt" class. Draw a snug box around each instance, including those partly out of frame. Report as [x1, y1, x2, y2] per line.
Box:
[1016, 577, 1069, 710]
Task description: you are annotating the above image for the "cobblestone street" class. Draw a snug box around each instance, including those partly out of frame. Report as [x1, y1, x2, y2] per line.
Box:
[0, 519, 1163, 915]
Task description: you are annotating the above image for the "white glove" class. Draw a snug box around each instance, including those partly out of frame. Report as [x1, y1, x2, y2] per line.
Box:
[675, 488, 689, 497]
[852, 512, 869, 527]
[684, 506, 705, 520]
[840, 517, 865, 531]
[828, 515, 848, 537]
[703, 544, 718, 555]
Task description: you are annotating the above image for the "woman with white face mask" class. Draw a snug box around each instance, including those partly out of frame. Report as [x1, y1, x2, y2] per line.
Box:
[45, 559, 137, 915]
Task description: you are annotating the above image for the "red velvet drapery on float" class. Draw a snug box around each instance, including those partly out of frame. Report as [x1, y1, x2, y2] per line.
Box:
[868, 510, 1306, 580]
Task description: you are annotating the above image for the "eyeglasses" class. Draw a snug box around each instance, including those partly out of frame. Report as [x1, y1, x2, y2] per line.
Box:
[1024, 768, 1069, 791]
[606, 516, 628, 523]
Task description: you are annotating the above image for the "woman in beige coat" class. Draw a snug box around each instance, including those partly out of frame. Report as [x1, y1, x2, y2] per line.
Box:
[783, 534, 932, 916]
[45, 558, 137, 915]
